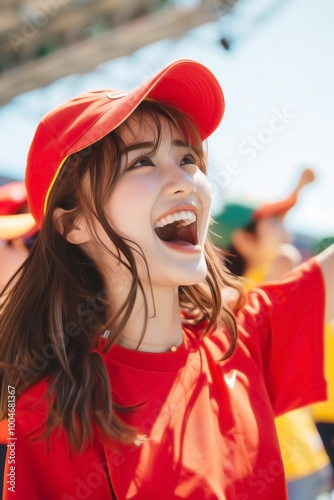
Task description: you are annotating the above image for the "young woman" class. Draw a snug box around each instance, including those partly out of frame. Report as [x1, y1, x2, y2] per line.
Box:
[1, 59, 334, 500]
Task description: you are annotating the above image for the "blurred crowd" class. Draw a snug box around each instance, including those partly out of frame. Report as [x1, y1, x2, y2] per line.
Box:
[211, 167, 334, 500]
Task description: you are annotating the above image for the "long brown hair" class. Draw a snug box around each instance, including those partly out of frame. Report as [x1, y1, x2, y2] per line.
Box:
[0, 101, 244, 451]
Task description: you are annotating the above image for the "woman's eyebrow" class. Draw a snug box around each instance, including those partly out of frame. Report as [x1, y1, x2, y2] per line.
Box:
[123, 141, 154, 153]
[173, 139, 189, 148]
[123, 139, 189, 154]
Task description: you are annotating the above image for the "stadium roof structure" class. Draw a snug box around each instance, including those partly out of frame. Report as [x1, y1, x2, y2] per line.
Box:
[0, 0, 239, 104]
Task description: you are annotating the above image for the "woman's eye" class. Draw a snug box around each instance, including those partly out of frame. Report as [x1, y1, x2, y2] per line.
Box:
[128, 156, 154, 170]
[180, 153, 198, 166]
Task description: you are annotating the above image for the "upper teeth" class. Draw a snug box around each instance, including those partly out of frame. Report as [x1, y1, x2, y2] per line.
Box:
[155, 210, 196, 228]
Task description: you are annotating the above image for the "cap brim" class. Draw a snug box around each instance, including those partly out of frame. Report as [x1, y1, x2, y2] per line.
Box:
[0, 213, 37, 240]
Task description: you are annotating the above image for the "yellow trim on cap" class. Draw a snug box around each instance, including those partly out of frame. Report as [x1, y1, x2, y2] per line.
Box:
[43, 155, 69, 215]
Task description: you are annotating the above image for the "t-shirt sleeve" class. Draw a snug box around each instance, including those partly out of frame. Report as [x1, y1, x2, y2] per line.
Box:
[237, 257, 327, 417]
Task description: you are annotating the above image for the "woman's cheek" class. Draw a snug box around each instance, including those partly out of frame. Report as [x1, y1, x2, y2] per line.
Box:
[198, 174, 212, 209]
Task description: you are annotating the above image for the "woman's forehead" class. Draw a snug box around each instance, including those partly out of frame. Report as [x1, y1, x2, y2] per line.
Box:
[119, 111, 183, 145]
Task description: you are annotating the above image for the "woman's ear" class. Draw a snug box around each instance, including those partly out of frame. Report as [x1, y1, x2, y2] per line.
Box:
[52, 207, 91, 245]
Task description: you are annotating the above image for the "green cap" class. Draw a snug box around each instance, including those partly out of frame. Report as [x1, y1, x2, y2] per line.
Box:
[210, 201, 259, 250]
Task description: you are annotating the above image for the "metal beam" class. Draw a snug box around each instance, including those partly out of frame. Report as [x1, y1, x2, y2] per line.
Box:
[0, 5, 217, 104]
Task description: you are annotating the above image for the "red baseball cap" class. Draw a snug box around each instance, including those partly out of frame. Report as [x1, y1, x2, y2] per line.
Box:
[253, 168, 315, 219]
[25, 59, 225, 227]
[0, 181, 28, 215]
[0, 181, 37, 240]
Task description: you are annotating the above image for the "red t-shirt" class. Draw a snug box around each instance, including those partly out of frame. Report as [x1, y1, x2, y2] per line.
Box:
[0, 259, 326, 499]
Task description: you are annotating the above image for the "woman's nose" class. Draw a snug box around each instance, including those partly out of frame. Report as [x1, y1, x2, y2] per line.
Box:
[162, 162, 197, 196]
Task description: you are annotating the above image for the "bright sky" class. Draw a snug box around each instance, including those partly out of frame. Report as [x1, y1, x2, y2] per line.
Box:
[0, 0, 333, 237]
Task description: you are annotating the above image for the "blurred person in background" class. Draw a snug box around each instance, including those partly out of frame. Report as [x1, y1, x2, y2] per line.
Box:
[0, 181, 37, 495]
[0, 181, 37, 290]
[312, 237, 334, 475]
[211, 168, 334, 500]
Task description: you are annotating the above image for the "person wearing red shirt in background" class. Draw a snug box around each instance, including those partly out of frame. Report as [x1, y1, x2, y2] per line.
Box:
[1, 60, 334, 500]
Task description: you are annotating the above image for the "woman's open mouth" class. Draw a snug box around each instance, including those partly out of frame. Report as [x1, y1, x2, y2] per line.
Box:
[154, 210, 198, 247]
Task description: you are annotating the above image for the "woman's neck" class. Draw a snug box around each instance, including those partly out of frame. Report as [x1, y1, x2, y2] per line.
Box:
[117, 286, 183, 353]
